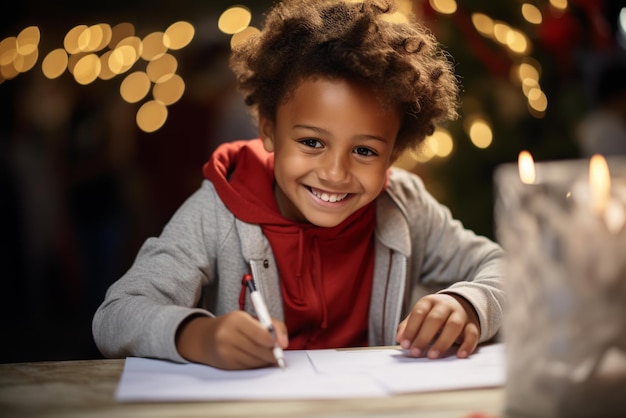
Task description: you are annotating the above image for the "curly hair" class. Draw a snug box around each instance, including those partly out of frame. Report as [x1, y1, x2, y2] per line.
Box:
[229, 0, 460, 155]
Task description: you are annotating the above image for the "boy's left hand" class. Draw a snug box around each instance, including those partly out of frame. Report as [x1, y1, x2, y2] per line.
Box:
[395, 293, 480, 359]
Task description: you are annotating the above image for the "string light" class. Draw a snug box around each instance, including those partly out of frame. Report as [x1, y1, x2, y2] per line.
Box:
[0, 1, 563, 134]
[218, 6, 251, 35]
[0, 15, 195, 133]
[429, 0, 457, 15]
[465, 118, 493, 149]
[521, 3, 543, 25]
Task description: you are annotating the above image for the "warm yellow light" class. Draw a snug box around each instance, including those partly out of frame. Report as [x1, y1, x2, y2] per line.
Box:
[381, 11, 409, 23]
[471, 13, 494, 37]
[95, 24, 113, 51]
[468, 119, 493, 149]
[589, 154, 610, 214]
[407, 128, 454, 162]
[98, 51, 116, 80]
[16, 26, 40, 56]
[381, 0, 412, 23]
[411, 138, 436, 163]
[431, 128, 454, 157]
[64, 25, 88, 54]
[120, 71, 151, 103]
[77, 24, 111, 52]
[397, 0, 413, 17]
[506, 30, 529, 54]
[73, 53, 101, 85]
[518, 150, 535, 184]
[78, 25, 102, 52]
[493, 22, 511, 45]
[231, 26, 260, 49]
[164, 21, 195, 50]
[521, 78, 539, 97]
[116, 36, 143, 59]
[218, 6, 252, 35]
[521, 3, 542, 24]
[392, 149, 418, 171]
[0, 37, 18, 66]
[141, 32, 167, 61]
[67, 52, 82, 74]
[0, 62, 19, 81]
[549, 0, 568, 11]
[13, 49, 38, 73]
[518, 62, 540, 83]
[153, 74, 185, 105]
[109, 23, 135, 49]
[109, 45, 137, 74]
[136, 100, 168, 133]
[146, 53, 177, 83]
[528, 88, 547, 112]
[429, 0, 457, 15]
[42, 48, 68, 79]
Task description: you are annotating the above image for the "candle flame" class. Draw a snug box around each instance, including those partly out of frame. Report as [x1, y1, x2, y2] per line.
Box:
[518, 150, 536, 184]
[589, 154, 611, 214]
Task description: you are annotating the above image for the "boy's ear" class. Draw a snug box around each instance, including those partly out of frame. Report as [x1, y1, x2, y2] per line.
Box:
[259, 115, 275, 153]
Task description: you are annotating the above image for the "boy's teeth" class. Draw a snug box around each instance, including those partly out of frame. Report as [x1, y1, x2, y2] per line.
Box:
[311, 188, 348, 202]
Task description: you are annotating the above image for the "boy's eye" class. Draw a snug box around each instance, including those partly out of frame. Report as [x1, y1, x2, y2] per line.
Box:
[354, 147, 377, 157]
[301, 138, 323, 148]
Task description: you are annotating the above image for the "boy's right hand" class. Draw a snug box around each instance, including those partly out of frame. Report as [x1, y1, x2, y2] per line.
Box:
[175, 311, 289, 370]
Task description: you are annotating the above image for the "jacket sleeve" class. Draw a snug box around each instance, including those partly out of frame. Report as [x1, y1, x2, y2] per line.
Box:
[390, 169, 505, 343]
[92, 181, 220, 363]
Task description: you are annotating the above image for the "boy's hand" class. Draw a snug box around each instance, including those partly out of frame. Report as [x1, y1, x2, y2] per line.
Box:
[176, 311, 289, 370]
[395, 293, 480, 359]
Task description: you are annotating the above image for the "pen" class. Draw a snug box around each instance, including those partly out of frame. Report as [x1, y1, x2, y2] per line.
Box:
[243, 274, 286, 369]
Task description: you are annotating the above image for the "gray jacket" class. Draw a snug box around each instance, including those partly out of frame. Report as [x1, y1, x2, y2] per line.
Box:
[93, 167, 504, 363]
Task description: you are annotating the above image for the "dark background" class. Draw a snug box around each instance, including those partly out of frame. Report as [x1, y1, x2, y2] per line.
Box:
[1, 0, 625, 363]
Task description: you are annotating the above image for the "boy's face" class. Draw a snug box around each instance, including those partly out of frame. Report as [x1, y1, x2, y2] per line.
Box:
[260, 77, 400, 227]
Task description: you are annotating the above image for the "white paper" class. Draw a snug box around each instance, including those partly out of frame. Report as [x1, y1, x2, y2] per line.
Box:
[115, 343, 506, 402]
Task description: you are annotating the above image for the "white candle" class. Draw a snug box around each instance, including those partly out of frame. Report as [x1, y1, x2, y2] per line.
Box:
[494, 154, 626, 418]
[589, 154, 610, 215]
[518, 150, 536, 185]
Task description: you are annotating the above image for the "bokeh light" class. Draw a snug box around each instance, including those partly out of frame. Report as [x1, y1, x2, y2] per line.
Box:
[120, 71, 151, 103]
[42, 48, 69, 79]
[218, 6, 252, 34]
[136, 100, 168, 133]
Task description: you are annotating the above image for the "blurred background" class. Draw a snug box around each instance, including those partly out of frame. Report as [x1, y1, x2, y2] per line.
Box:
[1, 0, 625, 363]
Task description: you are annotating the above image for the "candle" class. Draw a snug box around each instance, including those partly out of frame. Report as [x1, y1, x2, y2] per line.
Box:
[494, 153, 626, 417]
[587, 154, 626, 234]
[518, 150, 536, 185]
[589, 154, 610, 215]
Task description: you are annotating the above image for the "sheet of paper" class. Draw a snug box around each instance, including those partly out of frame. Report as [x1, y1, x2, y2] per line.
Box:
[306, 343, 506, 394]
[115, 351, 387, 401]
[115, 343, 506, 402]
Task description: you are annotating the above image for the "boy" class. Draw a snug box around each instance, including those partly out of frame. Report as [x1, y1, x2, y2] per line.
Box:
[93, 0, 504, 370]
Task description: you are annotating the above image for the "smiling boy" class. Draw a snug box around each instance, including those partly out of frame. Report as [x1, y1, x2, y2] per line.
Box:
[93, 0, 505, 370]
[263, 77, 398, 227]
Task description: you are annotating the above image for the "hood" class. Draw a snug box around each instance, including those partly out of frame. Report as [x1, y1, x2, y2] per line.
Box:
[203, 139, 288, 226]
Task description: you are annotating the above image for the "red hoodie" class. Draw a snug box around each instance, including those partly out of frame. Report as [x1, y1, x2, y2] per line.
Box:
[203, 139, 376, 349]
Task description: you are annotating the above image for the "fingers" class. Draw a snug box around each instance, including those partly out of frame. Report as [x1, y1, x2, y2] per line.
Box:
[425, 310, 466, 359]
[397, 297, 439, 355]
[271, 318, 290, 349]
[207, 311, 286, 369]
[455, 321, 479, 358]
[396, 294, 480, 360]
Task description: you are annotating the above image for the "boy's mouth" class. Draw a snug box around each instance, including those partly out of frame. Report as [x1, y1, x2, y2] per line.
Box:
[309, 187, 349, 203]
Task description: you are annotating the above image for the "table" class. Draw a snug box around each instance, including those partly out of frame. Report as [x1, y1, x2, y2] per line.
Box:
[0, 358, 504, 418]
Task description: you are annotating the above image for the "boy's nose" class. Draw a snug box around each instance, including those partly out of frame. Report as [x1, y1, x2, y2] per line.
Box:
[319, 153, 350, 184]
